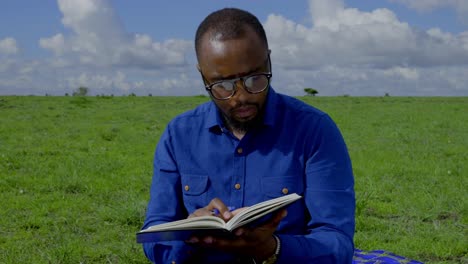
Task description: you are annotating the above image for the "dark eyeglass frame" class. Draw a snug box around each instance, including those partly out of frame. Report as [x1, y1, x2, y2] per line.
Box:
[200, 54, 272, 100]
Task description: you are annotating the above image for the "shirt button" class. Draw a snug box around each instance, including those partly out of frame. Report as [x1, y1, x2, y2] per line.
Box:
[282, 188, 289, 194]
[234, 183, 241, 190]
[184, 185, 189, 191]
[237, 148, 243, 154]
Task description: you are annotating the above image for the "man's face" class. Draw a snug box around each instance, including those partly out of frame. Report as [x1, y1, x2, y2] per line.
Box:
[197, 27, 270, 132]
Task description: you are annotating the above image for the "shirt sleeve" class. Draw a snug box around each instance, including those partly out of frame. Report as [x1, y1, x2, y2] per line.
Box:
[141, 125, 196, 264]
[277, 114, 355, 263]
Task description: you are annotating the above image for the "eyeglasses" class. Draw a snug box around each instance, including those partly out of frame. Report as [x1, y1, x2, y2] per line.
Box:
[201, 55, 272, 100]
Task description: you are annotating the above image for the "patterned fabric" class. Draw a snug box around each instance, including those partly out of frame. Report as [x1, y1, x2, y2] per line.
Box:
[353, 249, 424, 264]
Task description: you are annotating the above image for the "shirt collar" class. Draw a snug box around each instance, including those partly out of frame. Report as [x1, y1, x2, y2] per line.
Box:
[205, 86, 279, 131]
[262, 86, 278, 127]
[205, 101, 223, 130]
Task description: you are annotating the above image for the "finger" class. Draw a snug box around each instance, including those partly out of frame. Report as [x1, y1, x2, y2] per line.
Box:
[207, 198, 232, 220]
[199, 235, 243, 251]
[188, 207, 215, 218]
[187, 235, 222, 248]
[186, 235, 219, 246]
[234, 227, 246, 237]
[260, 209, 288, 229]
[205, 235, 262, 256]
[232, 209, 287, 240]
[185, 236, 199, 244]
[231, 207, 247, 216]
[188, 198, 229, 218]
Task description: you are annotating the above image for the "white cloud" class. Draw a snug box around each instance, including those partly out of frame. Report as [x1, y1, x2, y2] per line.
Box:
[39, 34, 66, 56]
[262, 0, 468, 96]
[40, 0, 192, 69]
[390, 0, 468, 24]
[0, 37, 19, 55]
[1, 0, 467, 96]
[64, 71, 132, 92]
[52, 66, 201, 96]
[383, 67, 420, 80]
[389, 0, 468, 13]
[0, 59, 16, 73]
[265, 0, 468, 70]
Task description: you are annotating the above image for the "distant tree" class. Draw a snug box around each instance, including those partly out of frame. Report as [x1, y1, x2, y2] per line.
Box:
[304, 88, 318, 96]
[384, 92, 390, 97]
[73, 86, 89, 96]
[65, 93, 69, 96]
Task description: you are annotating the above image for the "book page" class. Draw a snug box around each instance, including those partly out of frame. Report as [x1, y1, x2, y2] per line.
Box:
[225, 193, 301, 231]
[140, 215, 226, 232]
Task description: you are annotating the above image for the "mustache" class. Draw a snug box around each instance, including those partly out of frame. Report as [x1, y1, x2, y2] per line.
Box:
[231, 103, 258, 111]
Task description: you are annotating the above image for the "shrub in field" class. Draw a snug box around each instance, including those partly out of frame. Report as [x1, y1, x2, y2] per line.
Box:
[72, 86, 89, 96]
[304, 87, 318, 96]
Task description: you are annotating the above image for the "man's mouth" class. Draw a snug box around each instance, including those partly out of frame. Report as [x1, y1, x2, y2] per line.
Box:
[233, 105, 257, 119]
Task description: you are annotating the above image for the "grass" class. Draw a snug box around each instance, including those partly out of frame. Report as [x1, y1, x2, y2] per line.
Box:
[0, 95, 466, 263]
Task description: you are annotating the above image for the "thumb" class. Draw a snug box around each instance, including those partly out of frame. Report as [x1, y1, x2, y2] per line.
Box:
[263, 209, 288, 229]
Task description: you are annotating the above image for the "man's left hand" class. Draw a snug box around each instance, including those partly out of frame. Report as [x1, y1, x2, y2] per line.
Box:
[186, 209, 287, 261]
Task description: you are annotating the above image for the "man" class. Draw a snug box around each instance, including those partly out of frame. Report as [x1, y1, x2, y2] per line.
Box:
[141, 7, 355, 264]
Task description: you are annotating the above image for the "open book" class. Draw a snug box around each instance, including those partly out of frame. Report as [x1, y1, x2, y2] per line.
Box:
[137, 193, 302, 243]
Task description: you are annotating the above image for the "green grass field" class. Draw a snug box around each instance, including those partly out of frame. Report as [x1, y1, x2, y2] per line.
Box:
[0, 95, 466, 263]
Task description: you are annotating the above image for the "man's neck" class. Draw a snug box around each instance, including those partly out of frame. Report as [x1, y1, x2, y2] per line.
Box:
[231, 128, 246, 140]
[222, 116, 248, 140]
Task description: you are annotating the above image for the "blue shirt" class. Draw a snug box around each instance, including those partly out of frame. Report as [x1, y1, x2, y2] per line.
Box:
[142, 88, 355, 263]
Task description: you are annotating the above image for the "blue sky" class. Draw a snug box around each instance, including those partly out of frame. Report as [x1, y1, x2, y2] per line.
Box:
[1, 0, 467, 96]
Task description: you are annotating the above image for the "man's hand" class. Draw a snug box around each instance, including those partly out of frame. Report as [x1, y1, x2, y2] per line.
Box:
[188, 197, 237, 221]
[186, 199, 287, 261]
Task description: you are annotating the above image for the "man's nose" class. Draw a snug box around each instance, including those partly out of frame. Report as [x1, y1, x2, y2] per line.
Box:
[232, 79, 250, 101]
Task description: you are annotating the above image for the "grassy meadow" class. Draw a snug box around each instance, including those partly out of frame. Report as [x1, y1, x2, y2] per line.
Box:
[0, 95, 466, 263]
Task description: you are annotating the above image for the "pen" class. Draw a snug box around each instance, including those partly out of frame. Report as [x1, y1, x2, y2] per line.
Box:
[212, 206, 236, 216]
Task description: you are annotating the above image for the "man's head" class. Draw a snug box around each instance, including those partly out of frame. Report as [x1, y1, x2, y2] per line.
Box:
[195, 8, 269, 58]
[195, 8, 271, 133]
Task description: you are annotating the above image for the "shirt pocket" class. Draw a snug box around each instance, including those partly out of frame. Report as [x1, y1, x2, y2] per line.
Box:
[180, 174, 209, 211]
[261, 176, 306, 230]
[261, 176, 304, 198]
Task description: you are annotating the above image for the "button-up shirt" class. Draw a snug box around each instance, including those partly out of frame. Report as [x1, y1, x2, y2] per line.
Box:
[142, 88, 355, 263]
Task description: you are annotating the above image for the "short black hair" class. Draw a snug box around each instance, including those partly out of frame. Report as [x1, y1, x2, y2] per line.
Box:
[195, 8, 268, 58]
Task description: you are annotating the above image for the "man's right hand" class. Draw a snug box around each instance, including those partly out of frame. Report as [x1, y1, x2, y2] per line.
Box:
[188, 197, 238, 221]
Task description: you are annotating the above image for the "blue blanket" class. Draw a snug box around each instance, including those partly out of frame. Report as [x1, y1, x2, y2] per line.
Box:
[353, 249, 424, 263]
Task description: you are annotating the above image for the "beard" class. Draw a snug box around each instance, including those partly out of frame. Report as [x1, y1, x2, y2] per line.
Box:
[221, 103, 264, 133]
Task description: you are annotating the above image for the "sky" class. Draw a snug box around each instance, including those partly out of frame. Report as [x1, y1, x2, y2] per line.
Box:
[1, 0, 468, 96]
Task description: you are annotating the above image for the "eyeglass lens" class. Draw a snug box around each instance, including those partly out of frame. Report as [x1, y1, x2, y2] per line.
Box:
[211, 74, 269, 99]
